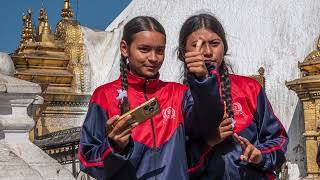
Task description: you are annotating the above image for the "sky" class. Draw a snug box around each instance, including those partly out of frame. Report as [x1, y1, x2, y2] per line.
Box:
[0, 0, 131, 53]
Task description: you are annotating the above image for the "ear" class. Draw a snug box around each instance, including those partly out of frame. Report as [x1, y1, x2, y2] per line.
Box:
[120, 40, 129, 58]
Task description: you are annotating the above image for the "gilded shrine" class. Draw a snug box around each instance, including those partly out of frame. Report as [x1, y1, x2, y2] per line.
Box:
[10, 0, 90, 176]
[286, 36, 320, 178]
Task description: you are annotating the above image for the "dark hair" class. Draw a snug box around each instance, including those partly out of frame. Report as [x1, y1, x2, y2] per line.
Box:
[178, 14, 233, 119]
[119, 16, 166, 114]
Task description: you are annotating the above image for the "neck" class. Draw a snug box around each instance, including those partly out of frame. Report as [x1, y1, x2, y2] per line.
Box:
[128, 69, 158, 80]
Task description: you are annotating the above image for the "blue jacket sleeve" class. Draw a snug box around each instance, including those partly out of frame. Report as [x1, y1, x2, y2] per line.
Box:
[78, 102, 136, 180]
[182, 69, 224, 138]
[254, 88, 289, 172]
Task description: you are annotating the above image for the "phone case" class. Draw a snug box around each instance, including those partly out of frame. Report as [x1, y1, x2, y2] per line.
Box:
[109, 97, 160, 131]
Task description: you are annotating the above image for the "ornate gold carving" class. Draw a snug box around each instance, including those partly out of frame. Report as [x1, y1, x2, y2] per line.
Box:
[250, 67, 265, 88]
[63, 21, 87, 93]
[37, 8, 45, 36]
[19, 9, 35, 45]
[60, 0, 73, 19]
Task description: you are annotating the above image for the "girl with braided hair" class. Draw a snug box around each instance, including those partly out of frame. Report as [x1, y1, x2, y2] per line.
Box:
[178, 13, 289, 180]
[78, 16, 223, 180]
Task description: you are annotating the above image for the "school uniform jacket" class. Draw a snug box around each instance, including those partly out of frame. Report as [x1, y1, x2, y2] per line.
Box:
[78, 70, 223, 180]
[188, 74, 289, 180]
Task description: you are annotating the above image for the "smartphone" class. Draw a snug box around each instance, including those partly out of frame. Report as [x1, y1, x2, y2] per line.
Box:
[109, 97, 160, 131]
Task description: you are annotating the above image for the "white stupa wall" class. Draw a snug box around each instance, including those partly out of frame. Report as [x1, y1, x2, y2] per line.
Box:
[82, 0, 320, 178]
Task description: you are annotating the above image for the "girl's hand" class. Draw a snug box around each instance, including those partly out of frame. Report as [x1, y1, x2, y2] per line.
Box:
[207, 118, 234, 147]
[106, 115, 138, 152]
[184, 40, 208, 80]
[233, 133, 263, 164]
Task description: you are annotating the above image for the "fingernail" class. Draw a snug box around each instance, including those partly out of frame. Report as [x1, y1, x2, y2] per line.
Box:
[243, 156, 248, 161]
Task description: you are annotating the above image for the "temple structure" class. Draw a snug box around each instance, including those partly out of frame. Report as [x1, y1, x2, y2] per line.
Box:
[286, 36, 320, 178]
[9, 0, 90, 177]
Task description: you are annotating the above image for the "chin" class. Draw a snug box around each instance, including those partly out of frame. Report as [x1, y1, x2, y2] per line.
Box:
[142, 70, 158, 78]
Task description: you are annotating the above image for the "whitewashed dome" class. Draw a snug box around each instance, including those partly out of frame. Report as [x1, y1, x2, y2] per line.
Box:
[0, 52, 15, 76]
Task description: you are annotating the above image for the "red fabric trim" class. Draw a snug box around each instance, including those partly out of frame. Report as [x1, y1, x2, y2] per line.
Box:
[266, 172, 276, 180]
[78, 146, 113, 167]
[187, 147, 211, 173]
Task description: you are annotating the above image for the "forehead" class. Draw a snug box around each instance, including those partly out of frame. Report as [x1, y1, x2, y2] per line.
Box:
[131, 31, 166, 46]
[187, 28, 222, 41]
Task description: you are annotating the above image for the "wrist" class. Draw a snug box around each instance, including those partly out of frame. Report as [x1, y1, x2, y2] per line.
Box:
[108, 137, 129, 153]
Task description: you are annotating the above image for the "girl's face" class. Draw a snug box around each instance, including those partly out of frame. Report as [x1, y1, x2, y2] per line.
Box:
[120, 31, 166, 78]
[185, 28, 225, 67]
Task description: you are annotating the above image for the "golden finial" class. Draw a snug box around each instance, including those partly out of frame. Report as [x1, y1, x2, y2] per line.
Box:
[61, 0, 73, 19]
[20, 9, 34, 43]
[42, 13, 51, 34]
[37, 8, 46, 36]
[39, 11, 54, 42]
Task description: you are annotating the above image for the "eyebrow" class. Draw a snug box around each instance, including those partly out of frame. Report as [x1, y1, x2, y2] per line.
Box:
[191, 38, 221, 44]
[137, 44, 165, 48]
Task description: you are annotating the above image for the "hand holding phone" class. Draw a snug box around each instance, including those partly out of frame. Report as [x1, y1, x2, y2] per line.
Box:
[108, 97, 160, 132]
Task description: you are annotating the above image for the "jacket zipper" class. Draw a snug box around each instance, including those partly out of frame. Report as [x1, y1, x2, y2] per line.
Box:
[143, 80, 157, 180]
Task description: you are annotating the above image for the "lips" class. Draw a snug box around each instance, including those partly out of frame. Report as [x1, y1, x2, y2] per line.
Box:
[144, 65, 159, 71]
[204, 59, 216, 64]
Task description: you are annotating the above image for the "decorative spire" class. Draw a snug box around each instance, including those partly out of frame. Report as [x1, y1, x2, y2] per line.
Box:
[39, 11, 54, 42]
[26, 9, 35, 42]
[42, 12, 51, 34]
[37, 8, 46, 36]
[60, 0, 73, 19]
[20, 9, 34, 43]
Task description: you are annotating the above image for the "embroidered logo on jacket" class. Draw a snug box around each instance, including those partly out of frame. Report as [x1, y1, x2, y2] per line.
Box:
[232, 102, 246, 117]
[162, 107, 176, 122]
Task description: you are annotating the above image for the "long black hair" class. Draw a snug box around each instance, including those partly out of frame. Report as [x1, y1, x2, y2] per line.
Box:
[178, 13, 233, 119]
[120, 16, 166, 114]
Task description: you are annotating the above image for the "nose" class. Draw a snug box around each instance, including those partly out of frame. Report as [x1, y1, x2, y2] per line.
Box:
[203, 43, 213, 58]
[148, 51, 158, 63]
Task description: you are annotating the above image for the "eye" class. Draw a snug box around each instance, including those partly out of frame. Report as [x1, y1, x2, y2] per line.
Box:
[209, 40, 221, 47]
[191, 41, 203, 48]
[138, 46, 151, 53]
[155, 47, 165, 55]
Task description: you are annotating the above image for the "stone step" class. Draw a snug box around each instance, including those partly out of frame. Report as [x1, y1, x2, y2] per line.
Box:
[15, 68, 73, 84]
[12, 55, 69, 67]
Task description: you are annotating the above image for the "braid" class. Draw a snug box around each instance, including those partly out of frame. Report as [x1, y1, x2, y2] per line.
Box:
[182, 65, 188, 85]
[120, 57, 130, 114]
[219, 60, 234, 119]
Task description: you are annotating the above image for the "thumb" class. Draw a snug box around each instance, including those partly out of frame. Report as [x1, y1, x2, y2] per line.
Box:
[195, 39, 203, 52]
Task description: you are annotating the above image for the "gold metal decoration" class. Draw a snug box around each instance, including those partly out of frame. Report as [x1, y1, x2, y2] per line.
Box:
[286, 35, 320, 178]
[19, 9, 34, 46]
[250, 67, 265, 88]
[60, 0, 73, 19]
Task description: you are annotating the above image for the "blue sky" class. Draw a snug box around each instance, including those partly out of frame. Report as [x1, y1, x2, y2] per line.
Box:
[0, 0, 131, 53]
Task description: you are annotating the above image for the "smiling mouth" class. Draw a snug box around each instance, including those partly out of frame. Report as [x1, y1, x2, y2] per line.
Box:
[145, 65, 159, 69]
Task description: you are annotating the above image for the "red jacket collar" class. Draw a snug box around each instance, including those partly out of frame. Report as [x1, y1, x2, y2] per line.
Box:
[118, 71, 161, 92]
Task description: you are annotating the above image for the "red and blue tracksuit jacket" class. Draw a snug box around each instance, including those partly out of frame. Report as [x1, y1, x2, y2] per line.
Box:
[78, 70, 223, 180]
[187, 74, 289, 180]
